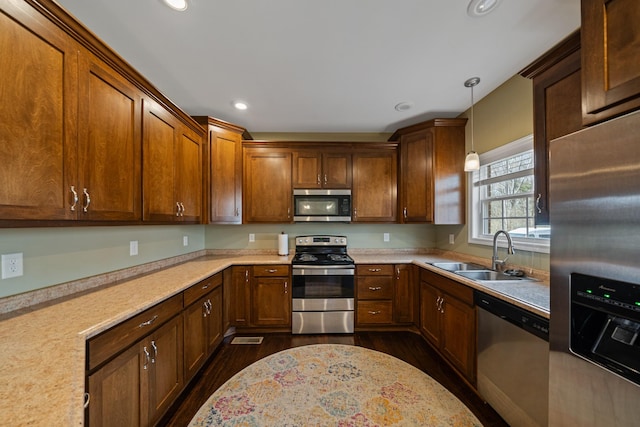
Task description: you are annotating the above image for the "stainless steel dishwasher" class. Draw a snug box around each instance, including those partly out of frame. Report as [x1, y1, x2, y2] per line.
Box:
[475, 291, 549, 427]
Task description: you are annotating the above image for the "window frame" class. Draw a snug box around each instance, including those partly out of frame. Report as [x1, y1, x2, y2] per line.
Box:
[467, 134, 550, 254]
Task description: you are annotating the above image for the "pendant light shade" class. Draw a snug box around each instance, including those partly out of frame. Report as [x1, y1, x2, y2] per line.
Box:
[464, 77, 481, 172]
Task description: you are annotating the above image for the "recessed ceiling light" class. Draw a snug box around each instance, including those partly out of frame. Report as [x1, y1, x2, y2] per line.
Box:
[394, 102, 413, 112]
[233, 101, 248, 111]
[163, 0, 188, 12]
[467, 0, 500, 17]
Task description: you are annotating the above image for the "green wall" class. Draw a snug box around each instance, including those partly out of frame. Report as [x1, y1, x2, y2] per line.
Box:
[0, 225, 204, 299]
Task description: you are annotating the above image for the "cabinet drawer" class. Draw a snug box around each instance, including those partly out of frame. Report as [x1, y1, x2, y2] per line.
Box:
[87, 293, 183, 371]
[358, 301, 393, 324]
[421, 269, 474, 306]
[357, 276, 393, 299]
[357, 264, 394, 276]
[253, 265, 290, 277]
[183, 272, 222, 307]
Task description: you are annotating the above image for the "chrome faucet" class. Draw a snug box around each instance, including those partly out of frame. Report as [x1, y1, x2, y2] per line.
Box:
[492, 230, 515, 271]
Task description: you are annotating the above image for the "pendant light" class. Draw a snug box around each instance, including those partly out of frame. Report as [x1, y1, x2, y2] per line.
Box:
[464, 77, 481, 172]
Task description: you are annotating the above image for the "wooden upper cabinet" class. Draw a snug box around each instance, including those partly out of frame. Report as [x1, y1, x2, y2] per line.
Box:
[77, 51, 142, 221]
[0, 3, 78, 221]
[292, 150, 351, 189]
[521, 31, 583, 225]
[193, 117, 248, 224]
[391, 119, 466, 224]
[352, 149, 397, 222]
[143, 100, 202, 223]
[581, 0, 640, 124]
[244, 147, 292, 223]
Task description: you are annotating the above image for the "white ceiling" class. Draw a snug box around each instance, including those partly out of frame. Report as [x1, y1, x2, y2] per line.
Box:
[54, 0, 580, 133]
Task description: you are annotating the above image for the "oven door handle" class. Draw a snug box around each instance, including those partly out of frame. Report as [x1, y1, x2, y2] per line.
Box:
[292, 268, 355, 276]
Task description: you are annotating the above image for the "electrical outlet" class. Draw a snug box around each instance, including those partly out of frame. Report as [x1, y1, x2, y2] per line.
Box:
[1, 253, 23, 279]
[249, 233, 255, 243]
[449, 234, 455, 244]
[130, 240, 138, 256]
[183, 235, 189, 247]
[383, 233, 390, 242]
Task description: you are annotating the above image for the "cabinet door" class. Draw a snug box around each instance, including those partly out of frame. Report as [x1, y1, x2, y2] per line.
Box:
[176, 125, 202, 223]
[77, 51, 142, 221]
[352, 151, 397, 222]
[210, 128, 242, 223]
[292, 151, 322, 188]
[440, 295, 476, 383]
[87, 344, 143, 427]
[143, 101, 178, 221]
[0, 4, 78, 221]
[183, 297, 209, 381]
[394, 265, 414, 324]
[400, 130, 433, 223]
[323, 152, 352, 188]
[252, 276, 291, 326]
[244, 149, 292, 222]
[582, 0, 640, 124]
[229, 266, 251, 326]
[147, 315, 184, 425]
[206, 285, 223, 352]
[419, 281, 441, 348]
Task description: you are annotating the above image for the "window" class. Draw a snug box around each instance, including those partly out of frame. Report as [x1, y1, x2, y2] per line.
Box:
[468, 134, 550, 253]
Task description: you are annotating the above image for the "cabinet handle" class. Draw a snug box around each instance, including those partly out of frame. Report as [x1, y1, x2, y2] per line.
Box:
[323, 174, 327, 185]
[70, 186, 78, 211]
[396, 267, 400, 279]
[180, 202, 185, 216]
[202, 301, 208, 317]
[150, 340, 157, 364]
[82, 188, 91, 212]
[353, 208, 357, 219]
[139, 315, 158, 328]
[83, 392, 90, 409]
[368, 268, 382, 272]
[267, 269, 277, 273]
[536, 194, 543, 214]
[284, 281, 288, 294]
[287, 207, 291, 219]
[143, 346, 150, 370]
[317, 174, 321, 185]
[206, 299, 212, 315]
[176, 202, 181, 217]
[403, 207, 407, 219]
[202, 283, 209, 290]
[368, 286, 382, 291]
[235, 208, 239, 217]
[245, 269, 249, 283]
[368, 310, 381, 315]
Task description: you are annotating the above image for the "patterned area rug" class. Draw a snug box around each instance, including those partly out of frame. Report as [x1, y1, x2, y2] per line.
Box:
[189, 344, 482, 426]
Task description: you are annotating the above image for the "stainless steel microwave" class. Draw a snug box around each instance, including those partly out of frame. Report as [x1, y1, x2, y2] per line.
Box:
[293, 189, 351, 222]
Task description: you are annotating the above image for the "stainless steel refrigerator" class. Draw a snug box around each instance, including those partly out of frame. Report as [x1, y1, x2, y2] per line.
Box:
[549, 110, 640, 426]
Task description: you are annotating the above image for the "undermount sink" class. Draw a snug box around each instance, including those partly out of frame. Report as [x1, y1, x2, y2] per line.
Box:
[454, 269, 536, 282]
[431, 262, 487, 272]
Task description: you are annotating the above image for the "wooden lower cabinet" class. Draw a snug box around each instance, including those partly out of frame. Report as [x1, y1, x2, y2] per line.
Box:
[251, 265, 291, 327]
[87, 314, 184, 427]
[420, 269, 476, 384]
[183, 274, 223, 382]
[356, 264, 414, 327]
[228, 266, 251, 327]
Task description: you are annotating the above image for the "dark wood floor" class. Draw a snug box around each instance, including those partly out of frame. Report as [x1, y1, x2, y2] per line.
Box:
[161, 331, 508, 426]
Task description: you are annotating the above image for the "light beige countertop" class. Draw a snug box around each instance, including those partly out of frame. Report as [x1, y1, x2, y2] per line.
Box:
[0, 250, 548, 426]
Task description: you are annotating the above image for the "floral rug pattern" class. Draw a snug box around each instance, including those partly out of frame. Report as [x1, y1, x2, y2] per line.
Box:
[189, 344, 482, 426]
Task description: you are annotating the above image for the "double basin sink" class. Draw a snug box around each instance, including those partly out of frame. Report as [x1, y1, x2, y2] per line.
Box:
[430, 262, 537, 283]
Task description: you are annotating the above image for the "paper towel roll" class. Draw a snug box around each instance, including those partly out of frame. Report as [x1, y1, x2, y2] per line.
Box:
[278, 232, 289, 256]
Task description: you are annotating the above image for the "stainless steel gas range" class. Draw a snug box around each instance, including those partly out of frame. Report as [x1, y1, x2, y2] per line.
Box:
[291, 235, 355, 334]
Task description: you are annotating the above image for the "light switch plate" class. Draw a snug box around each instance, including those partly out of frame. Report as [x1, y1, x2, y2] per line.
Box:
[1, 253, 23, 279]
[130, 241, 138, 256]
[449, 234, 455, 244]
[383, 233, 390, 242]
[249, 233, 255, 243]
[183, 236, 189, 247]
